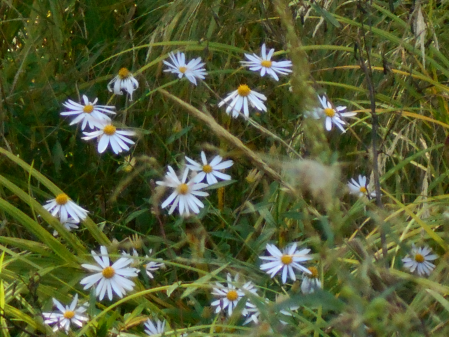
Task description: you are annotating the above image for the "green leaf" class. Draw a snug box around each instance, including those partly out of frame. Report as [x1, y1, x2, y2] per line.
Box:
[181, 264, 229, 299]
[124, 208, 149, 224]
[166, 125, 193, 144]
[51, 140, 66, 173]
[204, 179, 237, 190]
[426, 289, 449, 314]
[311, 3, 341, 28]
[167, 281, 182, 297]
[0, 198, 77, 264]
[0, 237, 51, 256]
[0, 147, 110, 246]
[0, 174, 86, 257]
[282, 211, 304, 221]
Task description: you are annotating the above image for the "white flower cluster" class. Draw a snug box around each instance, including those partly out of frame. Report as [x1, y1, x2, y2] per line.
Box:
[38, 42, 441, 337]
[208, 242, 322, 326]
[218, 44, 292, 119]
[211, 273, 258, 317]
[43, 246, 165, 333]
[156, 151, 233, 216]
[60, 93, 136, 155]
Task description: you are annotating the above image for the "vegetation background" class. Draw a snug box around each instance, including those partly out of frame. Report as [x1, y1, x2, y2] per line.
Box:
[1, 0, 449, 336]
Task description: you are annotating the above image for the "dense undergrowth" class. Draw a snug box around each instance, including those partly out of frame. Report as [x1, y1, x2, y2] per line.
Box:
[1, 0, 449, 336]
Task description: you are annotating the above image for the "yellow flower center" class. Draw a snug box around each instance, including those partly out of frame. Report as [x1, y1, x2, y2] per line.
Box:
[237, 84, 251, 97]
[324, 108, 335, 117]
[226, 290, 239, 301]
[414, 253, 425, 263]
[359, 186, 367, 193]
[83, 104, 94, 113]
[55, 193, 69, 205]
[63, 310, 75, 319]
[118, 67, 130, 79]
[177, 183, 189, 195]
[202, 164, 213, 173]
[102, 266, 115, 279]
[281, 254, 293, 265]
[103, 125, 116, 136]
[179, 66, 187, 74]
[308, 266, 319, 278]
[261, 60, 272, 68]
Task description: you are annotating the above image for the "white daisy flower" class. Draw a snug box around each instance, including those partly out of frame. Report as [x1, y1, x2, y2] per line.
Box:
[144, 318, 166, 336]
[260, 243, 312, 284]
[347, 175, 377, 199]
[218, 84, 267, 118]
[42, 294, 88, 332]
[121, 248, 140, 268]
[185, 151, 233, 185]
[52, 217, 80, 236]
[243, 303, 261, 325]
[317, 95, 356, 132]
[211, 273, 257, 317]
[402, 245, 438, 276]
[82, 123, 135, 155]
[241, 44, 292, 81]
[242, 298, 271, 325]
[122, 249, 164, 278]
[60, 95, 115, 130]
[163, 52, 207, 86]
[144, 256, 165, 279]
[156, 166, 209, 216]
[301, 266, 322, 294]
[80, 246, 139, 301]
[43, 193, 88, 223]
[107, 67, 139, 101]
[279, 304, 299, 325]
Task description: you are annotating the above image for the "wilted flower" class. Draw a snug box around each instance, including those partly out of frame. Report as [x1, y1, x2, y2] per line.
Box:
[246, 168, 263, 183]
[107, 67, 139, 100]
